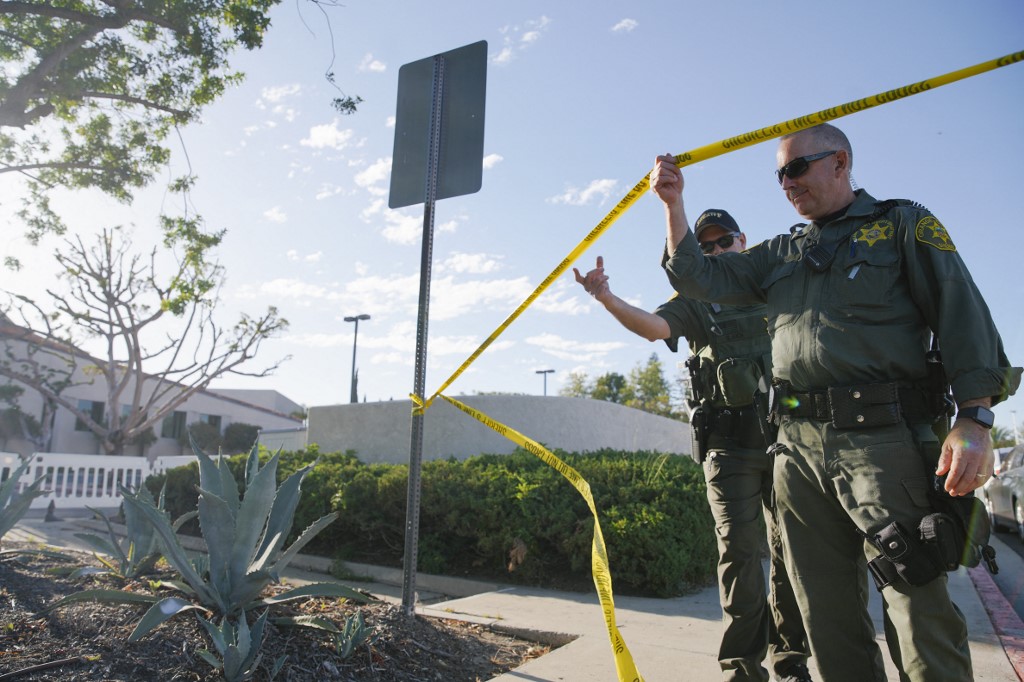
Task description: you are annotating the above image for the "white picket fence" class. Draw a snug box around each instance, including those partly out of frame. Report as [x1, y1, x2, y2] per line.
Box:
[1, 452, 198, 510]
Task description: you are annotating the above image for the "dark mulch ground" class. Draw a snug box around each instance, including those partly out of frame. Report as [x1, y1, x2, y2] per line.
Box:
[0, 542, 553, 681]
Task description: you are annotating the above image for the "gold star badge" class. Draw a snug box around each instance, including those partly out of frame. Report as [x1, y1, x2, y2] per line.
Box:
[855, 220, 894, 246]
[915, 216, 956, 252]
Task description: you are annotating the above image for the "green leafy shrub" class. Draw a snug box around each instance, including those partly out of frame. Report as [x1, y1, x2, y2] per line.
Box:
[150, 446, 716, 596]
[222, 423, 261, 454]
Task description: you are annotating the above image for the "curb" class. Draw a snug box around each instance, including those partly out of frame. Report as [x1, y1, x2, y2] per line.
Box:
[969, 564, 1024, 680]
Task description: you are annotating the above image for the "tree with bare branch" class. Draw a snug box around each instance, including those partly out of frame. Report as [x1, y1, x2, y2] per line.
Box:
[0, 224, 287, 455]
[0, 0, 360, 264]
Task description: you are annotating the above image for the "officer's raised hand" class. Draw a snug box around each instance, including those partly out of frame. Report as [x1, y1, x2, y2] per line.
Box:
[573, 256, 612, 301]
[650, 154, 683, 206]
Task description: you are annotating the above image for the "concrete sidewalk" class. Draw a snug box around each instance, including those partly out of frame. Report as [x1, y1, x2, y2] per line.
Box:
[7, 512, 1023, 681]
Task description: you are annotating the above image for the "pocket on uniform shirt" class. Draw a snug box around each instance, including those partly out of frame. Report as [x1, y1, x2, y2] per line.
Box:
[761, 261, 802, 333]
[835, 246, 900, 312]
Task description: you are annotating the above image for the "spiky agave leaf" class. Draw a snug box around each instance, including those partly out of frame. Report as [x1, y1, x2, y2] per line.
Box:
[0, 458, 47, 540]
[253, 581, 373, 608]
[129, 597, 209, 642]
[196, 611, 268, 682]
[122, 492, 222, 611]
[42, 588, 159, 614]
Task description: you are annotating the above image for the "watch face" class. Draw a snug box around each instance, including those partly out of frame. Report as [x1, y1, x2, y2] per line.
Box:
[960, 406, 994, 429]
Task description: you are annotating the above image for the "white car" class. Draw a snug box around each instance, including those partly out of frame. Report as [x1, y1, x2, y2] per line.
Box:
[979, 445, 1024, 541]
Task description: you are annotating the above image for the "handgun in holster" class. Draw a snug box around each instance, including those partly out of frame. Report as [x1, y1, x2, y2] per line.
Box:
[689, 405, 710, 465]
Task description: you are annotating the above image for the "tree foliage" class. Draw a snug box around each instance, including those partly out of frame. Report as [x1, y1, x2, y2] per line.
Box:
[0, 0, 359, 254]
[559, 354, 682, 419]
[0, 226, 288, 454]
[993, 425, 1016, 450]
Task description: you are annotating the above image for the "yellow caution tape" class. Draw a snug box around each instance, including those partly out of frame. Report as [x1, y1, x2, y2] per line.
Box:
[425, 49, 1023, 405]
[439, 394, 644, 682]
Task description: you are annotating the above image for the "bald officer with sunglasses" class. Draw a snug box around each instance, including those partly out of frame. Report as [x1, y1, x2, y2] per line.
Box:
[652, 123, 1021, 682]
[574, 209, 812, 682]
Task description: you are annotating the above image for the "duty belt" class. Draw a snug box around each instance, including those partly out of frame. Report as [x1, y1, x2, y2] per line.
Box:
[773, 380, 934, 429]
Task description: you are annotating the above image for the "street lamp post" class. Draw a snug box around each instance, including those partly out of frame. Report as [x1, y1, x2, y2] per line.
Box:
[535, 369, 554, 397]
[344, 314, 371, 403]
[1013, 410, 1020, 446]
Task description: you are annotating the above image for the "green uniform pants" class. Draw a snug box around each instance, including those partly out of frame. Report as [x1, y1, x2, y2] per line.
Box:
[705, 446, 810, 681]
[773, 419, 971, 682]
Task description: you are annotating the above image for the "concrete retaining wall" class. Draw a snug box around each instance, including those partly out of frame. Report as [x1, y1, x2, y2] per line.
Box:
[308, 395, 691, 464]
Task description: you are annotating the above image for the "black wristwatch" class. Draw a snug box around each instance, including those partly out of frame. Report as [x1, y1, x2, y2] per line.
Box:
[956, 405, 995, 429]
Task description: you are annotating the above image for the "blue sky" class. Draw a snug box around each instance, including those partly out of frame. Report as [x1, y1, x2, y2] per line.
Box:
[3, 1, 1024, 434]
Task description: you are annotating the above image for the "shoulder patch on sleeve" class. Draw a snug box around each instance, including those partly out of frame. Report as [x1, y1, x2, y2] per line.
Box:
[915, 215, 956, 252]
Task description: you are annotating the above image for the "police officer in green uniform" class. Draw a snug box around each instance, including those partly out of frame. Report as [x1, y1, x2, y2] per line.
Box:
[573, 208, 811, 682]
[650, 124, 1022, 682]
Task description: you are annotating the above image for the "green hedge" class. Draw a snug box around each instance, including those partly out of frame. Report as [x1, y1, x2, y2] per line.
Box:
[146, 446, 716, 597]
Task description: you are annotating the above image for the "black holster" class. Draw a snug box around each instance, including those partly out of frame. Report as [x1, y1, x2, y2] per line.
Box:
[689, 406, 710, 464]
[867, 520, 945, 590]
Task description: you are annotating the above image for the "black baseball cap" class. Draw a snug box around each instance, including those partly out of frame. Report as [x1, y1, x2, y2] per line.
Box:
[694, 209, 740, 239]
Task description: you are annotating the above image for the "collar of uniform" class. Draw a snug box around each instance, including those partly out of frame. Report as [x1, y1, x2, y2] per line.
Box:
[837, 189, 878, 219]
[809, 189, 877, 229]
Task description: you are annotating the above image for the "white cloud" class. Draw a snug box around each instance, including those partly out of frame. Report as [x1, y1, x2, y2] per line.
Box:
[370, 351, 407, 365]
[493, 16, 551, 65]
[259, 84, 301, 104]
[492, 46, 514, 65]
[304, 251, 323, 263]
[300, 121, 355, 150]
[386, 115, 396, 128]
[358, 53, 387, 72]
[525, 333, 626, 361]
[355, 157, 392, 195]
[274, 106, 298, 122]
[380, 210, 422, 245]
[482, 153, 504, 169]
[430, 275, 533, 320]
[286, 249, 299, 261]
[258, 278, 329, 299]
[315, 183, 344, 200]
[253, 85, 301, 124]
[531, 281, 590, 315]
[612, 18, 638, 32]
[263, 206, 287, 223]
[439, 252, 502, 275]
[548, 178, 618, 206]
[360, 198, 386, 220]
[284, 332, 349, 348]
[344, 274, 421, 312]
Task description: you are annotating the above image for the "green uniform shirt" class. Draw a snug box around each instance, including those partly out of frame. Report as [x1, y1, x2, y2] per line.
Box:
[654, 295, 772, 407]
[664, 189, 1021, 405]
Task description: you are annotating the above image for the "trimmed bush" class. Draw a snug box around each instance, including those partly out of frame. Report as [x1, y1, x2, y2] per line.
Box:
[149, 446, 716, 597]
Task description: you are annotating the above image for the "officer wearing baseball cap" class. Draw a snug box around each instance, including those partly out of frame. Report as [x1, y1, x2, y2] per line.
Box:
[574, 207, 812, 682]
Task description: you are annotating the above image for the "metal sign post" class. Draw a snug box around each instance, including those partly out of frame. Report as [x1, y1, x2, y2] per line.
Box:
[388, 41, 486, 617]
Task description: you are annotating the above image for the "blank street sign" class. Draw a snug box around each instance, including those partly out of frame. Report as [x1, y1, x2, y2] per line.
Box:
[388, 40, 487, 209]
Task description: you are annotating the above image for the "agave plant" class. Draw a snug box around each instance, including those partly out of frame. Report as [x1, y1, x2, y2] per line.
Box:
[0, 457, 47, 549]
[72, 484, 197, 580]
[122, 442, 371, 638]
[196, 610, 285, 682]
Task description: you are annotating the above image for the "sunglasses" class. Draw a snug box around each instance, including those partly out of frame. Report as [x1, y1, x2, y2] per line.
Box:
[699, 233, 740, 254]
[775, 150, 837, 185]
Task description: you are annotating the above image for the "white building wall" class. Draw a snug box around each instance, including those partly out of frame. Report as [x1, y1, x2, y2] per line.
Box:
[307, 395, 691, 463]
[1, 331, 302, 458]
